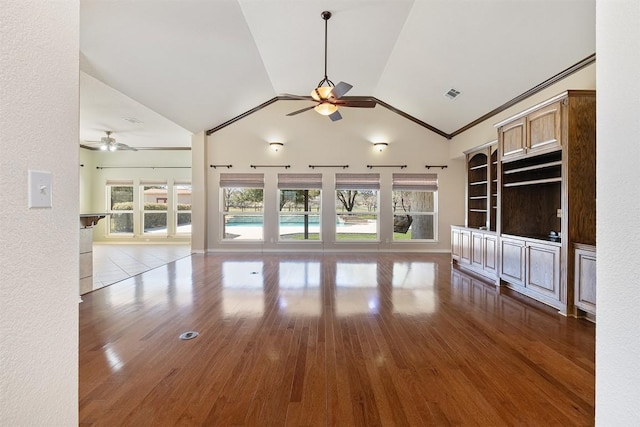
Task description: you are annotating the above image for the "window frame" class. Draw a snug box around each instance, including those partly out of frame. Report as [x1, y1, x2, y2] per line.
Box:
[220, 173, 265, 242]
[391, 173, 439, 242]
[335, 173, 381, 242]
[278, 173, 322, 242]
[140, 181, 168, 235]
[106, 182, 134, 235]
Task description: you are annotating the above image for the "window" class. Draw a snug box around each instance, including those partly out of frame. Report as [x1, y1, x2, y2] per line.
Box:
[175, 181, 192, 234]
[141, 181, 168, 234]
[278, 173, 322, 241]
[220, 173, 264, 240]
[107, 181, 134, 234]
[335, 173, 380, 241]
[392, 173, 438, 241]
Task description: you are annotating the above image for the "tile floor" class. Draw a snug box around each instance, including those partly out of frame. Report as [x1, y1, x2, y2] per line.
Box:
[90, 243, 191, 292]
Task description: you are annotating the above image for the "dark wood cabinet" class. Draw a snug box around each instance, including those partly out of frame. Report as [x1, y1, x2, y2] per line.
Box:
[465, 141, 498, 230]
[451, 142, 499, 282]
[496, 90, 596, 315]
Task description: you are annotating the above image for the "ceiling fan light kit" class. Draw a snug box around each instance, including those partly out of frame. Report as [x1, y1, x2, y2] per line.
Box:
[285, 11, 376, 121]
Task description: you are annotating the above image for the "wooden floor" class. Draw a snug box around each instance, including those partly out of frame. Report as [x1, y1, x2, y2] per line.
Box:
[79, 253, 595, 426]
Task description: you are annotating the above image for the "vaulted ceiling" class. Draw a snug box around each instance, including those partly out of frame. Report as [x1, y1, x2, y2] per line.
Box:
[79, 0, 595, 149]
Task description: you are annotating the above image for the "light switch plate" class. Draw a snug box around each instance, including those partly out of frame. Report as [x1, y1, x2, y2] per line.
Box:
[28, 170, 52, 208]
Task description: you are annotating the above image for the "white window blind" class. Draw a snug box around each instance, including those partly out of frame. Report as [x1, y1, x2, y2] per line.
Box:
[106, 180, 133, 186]
[392, 173, 438, 191]
[335, 173, 380, 190]
[140, 179, 167, 185]
[277, 173, 322, 189]
[219, 173, 264, 188]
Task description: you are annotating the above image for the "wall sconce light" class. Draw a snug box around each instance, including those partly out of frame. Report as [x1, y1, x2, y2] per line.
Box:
[269, 142, 284, 152]
[373, 142, 388, 152]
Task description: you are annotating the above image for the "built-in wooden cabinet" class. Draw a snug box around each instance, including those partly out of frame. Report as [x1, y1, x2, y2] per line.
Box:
[500, 235, 561, 306]
[496, 90, 596, 315]
[451, 142, 499, 281]
[465, 141, 498, 230]
[499, 101, 562, 162]
[452, 225, 497, 281]
[453, 91, 595, 318]
[574, 244, 596, 319]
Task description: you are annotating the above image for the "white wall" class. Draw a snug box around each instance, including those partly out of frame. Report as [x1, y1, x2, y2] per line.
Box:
[82, 149, 192, 242]
[0, 2, 79, 425]
[596, 0, 640, 423]
[205, 100, 465, 252]
[79, 147, 96, 213]
[449, 63, 596, 158]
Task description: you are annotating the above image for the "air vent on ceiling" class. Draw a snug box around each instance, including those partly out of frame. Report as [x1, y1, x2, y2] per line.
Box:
[444, 88, 461, 100]
[123, 117, 144, 124]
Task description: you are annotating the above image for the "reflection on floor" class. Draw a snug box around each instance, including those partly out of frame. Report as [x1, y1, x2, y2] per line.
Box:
[79, 253, 595, 425]
[91, 243, 191, 292]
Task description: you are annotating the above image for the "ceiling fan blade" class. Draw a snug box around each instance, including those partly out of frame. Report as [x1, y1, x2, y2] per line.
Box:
[116, 143, 137, 151]
[280, 93, 312, 100]
[335, 100, 377, 108]
[286, 105, 316, 116]
[330, 81, 352, 99]
[328, 110, 342, 122]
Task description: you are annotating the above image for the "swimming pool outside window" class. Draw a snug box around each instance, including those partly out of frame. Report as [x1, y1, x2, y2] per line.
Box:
[335, 173, 380, 241]
[220, 173, 265, 241]
[278, 173, 322, 241]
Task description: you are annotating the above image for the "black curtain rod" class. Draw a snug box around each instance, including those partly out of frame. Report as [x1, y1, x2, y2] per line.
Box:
[309, 165, 349, 169]
[425, 165, 448, 169]
[250, 165, 291, 169]
[367, 165, 407, 169]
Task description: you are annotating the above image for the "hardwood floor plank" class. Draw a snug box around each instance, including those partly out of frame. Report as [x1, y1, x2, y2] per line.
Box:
[79, 253, 595, 426]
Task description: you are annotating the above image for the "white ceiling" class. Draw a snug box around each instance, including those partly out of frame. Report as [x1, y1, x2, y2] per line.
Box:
[79, 0, 595, 149]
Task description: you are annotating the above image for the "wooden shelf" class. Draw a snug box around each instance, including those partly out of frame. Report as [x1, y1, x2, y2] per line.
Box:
[469, 180, 488, 186]
[503, 177, 562, 187]
[469, 164, 488, 171]
[503, 160, 562, 175]
[469, 209, 487, 213]
[469, 196, 488, 200]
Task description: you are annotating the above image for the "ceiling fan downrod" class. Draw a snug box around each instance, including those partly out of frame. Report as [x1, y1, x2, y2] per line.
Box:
[317, 11, 334, 89]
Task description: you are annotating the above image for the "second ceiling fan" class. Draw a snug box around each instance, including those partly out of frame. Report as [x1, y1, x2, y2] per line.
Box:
[285, 11, 376, 122]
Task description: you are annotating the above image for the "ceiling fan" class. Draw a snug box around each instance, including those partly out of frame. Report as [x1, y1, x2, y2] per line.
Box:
[285, 11, 376, 122]
[84, 131, 137, 151]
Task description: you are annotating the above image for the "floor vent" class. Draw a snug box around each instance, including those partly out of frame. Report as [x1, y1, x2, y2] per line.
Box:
[179, 331, 199, 340]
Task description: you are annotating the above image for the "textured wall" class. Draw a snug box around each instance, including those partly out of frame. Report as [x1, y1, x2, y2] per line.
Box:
[0, 2, 79, 425]
[596, 0, 640, 423]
